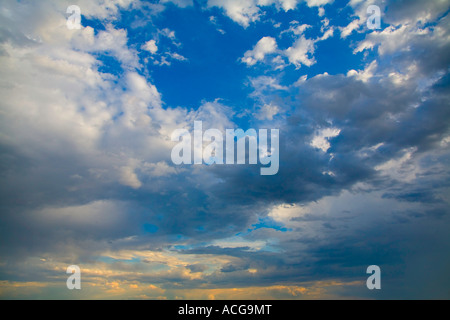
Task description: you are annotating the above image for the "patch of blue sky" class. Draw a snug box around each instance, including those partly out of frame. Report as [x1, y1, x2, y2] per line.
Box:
[143, 2, 364, 111]
[82, 15, 107, 33]
[94, 54, 124, 78]
[143, 223, 159, 234]
[82, 1, 381, 113]
[172, 244, 195, 250]
[251, 217, 292, 232]
[234, 217, 292, 236]
[97, 256, 142, 264]
[149, 5, 257, 110]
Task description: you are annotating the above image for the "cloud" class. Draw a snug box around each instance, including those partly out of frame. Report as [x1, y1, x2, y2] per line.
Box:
[142, 40, 158, 54]
[206, 0, 326, 28]
[241, 36, 278, 66]
[207, 0, 261, 28]
[384, 0, 450, 26]
[72, 25, 141, 69]
[250, 76, 288, 93]
[304, 0, 334, 8]
[285, 35, 316, 68]
[169, 52, 188, 61]
[339, 0, 383, 38]
[0, 0, 449, 300]
[208, 0, 324, 28]
[145, 28, 188, 66]
[120, 166, 143, 189]
[281, 23, 311, 36]
[310, 128, 341, 152]
[340, 19, 361, 39]
[241, 35, 317, 69]
[76, 0, 136, 20]
[254, 104, 281, 120]
[277, 0, 301, 11]
[242, 19, 335, 69]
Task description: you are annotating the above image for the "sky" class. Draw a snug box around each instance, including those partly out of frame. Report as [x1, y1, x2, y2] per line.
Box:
[0, 0, 449, 300]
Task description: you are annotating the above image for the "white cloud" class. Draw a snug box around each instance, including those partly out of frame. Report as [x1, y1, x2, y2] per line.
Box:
[243, 18, 335, 69]
[142, 40, 158, 54]
[72, 25, 141, 69]
[169, 52, 188, 61]
[305, 0, 334, 7]
[293, 74, 308, 86]
[126, 72, 161, 107]
[160, 28, 177, 41]
[145, 28, 188, 66]
[250, 76, 288, 92]
[255, 104, 280, 120]
[281, 17, 334, 68]
[281, 23, 311, 36]
[207, 0, 261, 28]
[318, 7, 325, 17]
[354, 25, 430, 56]
[346, 60, 378, 82]
[206, 0, 314, 28]
[212, 236, 267, 251]
[241, 36, 278, 66]
[310, 128, 341, 152]
[375, 148, 419, 183]
[340, 19, 362, 39]
[76, 0, 136, 20]
[318, 27, 334, 40]
[119, 166, 143, 189]
[191, 100, 235, 131]
[285, 35, 316, 68]
[277, 0, 301, 11]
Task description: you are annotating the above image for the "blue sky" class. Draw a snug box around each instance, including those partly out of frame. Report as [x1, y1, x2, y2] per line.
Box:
[0, 0, 449, 299]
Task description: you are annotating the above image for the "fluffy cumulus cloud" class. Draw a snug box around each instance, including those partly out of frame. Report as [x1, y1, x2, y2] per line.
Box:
[206, 0, 334, 27]
[241, 36, 278, 66]
[142, 39, 158, 54]
[241, 20, 334, 69]
[0, 0, 449, 300]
